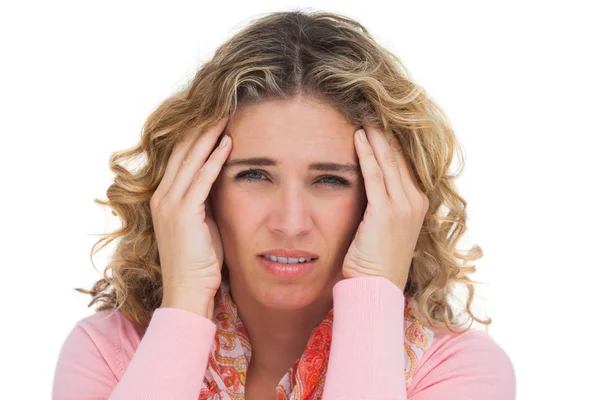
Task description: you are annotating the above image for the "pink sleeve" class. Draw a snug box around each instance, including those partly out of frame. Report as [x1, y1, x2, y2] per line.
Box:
[323, 276, 407, 399]
[52, 307, 217, 400]
[322, 276, 516, 400]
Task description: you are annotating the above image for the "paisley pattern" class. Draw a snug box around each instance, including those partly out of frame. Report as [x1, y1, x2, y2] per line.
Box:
[199, 279, 434, 399]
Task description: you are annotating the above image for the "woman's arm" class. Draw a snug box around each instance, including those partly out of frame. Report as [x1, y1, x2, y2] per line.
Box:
[323, 276, 516, 400]
[323, 276, 407, 399]
[52, 308, 217, 400]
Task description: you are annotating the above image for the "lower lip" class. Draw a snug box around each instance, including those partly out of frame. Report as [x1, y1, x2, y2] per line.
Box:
[258, 256, 317, 278]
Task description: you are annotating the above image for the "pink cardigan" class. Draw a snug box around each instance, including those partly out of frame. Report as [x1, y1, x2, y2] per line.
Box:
[52, 276, 516, 399]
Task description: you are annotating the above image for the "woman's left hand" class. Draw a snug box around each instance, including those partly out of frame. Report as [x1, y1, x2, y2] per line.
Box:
[342, 126, 429, 291]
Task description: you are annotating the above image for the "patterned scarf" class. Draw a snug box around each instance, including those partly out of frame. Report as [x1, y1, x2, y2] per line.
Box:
[199, 278, 434, 399]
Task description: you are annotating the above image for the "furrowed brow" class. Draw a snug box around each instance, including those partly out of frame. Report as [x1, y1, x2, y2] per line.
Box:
[223, 157, 359, 176]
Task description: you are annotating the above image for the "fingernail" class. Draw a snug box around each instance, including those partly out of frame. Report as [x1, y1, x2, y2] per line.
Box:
[357, 129, 367, 143]
[219, 135, 230, 147]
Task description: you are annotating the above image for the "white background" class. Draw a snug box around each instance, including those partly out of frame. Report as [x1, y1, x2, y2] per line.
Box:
[1, 1, 598, 398]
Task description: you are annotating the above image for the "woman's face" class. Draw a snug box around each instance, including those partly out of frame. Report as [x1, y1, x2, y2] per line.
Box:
[210, 96, 367, 310]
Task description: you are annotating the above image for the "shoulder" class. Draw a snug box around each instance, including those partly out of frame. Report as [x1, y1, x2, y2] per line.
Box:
[425, 328, 512, 364]
[53, 309, 149, 398]
[76, 308, 145, 343]
[408, 328, 516, 399]
[60, 309, 144, 379]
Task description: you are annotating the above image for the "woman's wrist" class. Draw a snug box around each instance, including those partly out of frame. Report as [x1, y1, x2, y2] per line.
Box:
[160, 289, 216, 320]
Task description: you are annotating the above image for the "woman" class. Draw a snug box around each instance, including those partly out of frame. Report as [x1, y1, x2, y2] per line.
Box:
[52, 10, 516, 400]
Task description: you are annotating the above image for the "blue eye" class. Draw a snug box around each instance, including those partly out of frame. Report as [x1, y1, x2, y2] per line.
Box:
[236, 169, 266, 184]
[235, 169, 350, 188]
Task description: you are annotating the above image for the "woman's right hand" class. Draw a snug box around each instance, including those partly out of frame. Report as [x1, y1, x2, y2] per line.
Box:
[150, 116, 231, 318]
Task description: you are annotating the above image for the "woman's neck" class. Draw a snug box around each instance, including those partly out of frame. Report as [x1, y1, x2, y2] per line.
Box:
[228, 276, 336, 379]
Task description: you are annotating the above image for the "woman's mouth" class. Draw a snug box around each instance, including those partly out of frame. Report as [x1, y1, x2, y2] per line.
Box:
[258, 255, 317, 278]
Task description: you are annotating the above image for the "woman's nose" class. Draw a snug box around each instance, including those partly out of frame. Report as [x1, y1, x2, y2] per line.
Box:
[266, 183, 313, 237]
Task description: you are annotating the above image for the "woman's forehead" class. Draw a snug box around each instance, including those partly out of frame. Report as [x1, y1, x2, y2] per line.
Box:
[226, 97, 358, 141]
[222, 98, 361, 168]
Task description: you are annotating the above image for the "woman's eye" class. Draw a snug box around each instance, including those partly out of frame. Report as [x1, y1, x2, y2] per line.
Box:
[234, 169, 350, 188]
[236, 169, 267, 183]
[318, 175, 350, 188]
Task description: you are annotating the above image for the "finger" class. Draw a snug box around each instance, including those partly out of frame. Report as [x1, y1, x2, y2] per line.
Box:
[393, 142, 425, 203]
[363, 126, 408, 204]
[354, 128, 388, 208]
[152, 133, 197, 205]
[166, 117, 230, 202]
[387, 132, 428, 206]
[183, 134, 231, 208]
[369, 127, 425, 208]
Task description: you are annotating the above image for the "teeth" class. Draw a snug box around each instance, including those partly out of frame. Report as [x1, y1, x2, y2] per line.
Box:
[263, 255, 314, 264]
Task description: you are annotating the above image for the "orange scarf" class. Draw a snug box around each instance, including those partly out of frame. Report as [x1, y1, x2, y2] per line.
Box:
[199, 279, 434, 399]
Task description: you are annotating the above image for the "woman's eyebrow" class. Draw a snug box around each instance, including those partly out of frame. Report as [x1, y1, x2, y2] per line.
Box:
[223, 157, 359, 176]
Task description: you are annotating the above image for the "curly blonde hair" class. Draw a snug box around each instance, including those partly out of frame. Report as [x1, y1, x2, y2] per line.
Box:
[76, 9, 491, 334]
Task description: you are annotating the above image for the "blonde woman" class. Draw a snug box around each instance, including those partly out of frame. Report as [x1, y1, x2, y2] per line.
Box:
[52, 10, 516, 400]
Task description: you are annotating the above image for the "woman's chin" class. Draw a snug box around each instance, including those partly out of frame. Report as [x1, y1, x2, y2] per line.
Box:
[255, 283, 320, 310]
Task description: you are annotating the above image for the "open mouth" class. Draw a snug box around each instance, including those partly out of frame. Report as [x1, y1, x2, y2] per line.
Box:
[258, 255, 317, 278]
[259, 255, 316, 264]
